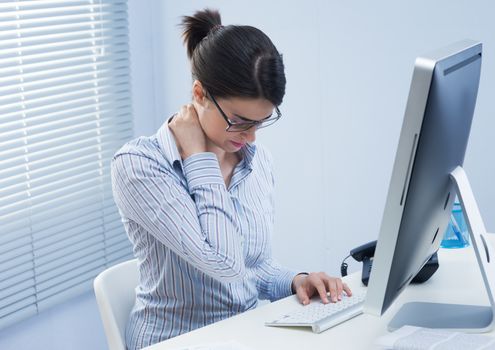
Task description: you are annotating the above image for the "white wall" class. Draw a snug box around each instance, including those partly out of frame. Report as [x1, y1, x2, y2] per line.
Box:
[146, 0, 495, 277]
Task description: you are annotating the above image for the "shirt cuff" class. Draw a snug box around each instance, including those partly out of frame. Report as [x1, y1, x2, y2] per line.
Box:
[183, 152, 225, 192]
[273, 269, 302, 300]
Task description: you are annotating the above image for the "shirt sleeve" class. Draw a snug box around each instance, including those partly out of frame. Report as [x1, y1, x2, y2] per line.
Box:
[253, 258, 300, 302]
[111, 152, 246, 283]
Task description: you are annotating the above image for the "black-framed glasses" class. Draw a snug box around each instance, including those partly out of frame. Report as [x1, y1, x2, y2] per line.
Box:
[207, 92, 282, 132]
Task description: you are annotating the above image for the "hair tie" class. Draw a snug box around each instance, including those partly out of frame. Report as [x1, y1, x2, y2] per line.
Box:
[212, 24, 223, 32]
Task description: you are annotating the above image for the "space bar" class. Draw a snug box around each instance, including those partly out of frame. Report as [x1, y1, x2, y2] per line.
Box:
[313, 305, 364, 333]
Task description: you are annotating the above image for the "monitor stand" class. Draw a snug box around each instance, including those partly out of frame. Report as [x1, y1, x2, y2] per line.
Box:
[388, 166, 495, 332]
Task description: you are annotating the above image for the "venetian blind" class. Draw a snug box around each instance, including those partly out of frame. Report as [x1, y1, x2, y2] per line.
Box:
[0, 0, 133, 329]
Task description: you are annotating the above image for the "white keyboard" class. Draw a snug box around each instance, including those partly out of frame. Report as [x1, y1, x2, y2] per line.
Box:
[265, 290, 366, 333]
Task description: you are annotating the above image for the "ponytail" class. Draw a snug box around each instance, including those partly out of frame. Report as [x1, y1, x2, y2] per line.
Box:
[181, 9, 222, 59]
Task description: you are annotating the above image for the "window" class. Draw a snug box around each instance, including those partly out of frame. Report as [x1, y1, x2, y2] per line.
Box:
[0, 0, 133, 329]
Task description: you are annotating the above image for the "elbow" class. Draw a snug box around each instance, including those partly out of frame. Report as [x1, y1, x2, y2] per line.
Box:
[214, 258, 246, 283]
[199, 241, 246, 283]
[225, 263, 246, 283]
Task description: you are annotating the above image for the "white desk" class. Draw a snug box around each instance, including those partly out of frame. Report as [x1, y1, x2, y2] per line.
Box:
[145, 235, 495, 350]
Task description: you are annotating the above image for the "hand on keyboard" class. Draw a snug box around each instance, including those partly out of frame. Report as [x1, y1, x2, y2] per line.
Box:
[291, 272, 352, 305]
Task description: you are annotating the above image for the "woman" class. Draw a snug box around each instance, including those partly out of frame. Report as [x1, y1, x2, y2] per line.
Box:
[111, 9, 351, 350]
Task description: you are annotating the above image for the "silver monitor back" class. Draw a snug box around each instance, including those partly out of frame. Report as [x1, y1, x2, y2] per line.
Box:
[364, 40, 482, 317]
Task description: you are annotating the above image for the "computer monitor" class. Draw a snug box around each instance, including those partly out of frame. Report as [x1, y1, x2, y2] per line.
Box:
[364, 39, 495, 332]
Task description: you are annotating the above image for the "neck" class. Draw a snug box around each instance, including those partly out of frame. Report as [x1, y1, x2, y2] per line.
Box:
[206, 139, 240, 164]
[206, 139, 228, 163]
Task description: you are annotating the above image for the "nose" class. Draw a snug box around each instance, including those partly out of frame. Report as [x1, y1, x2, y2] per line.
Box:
[241, 126, 256, 143]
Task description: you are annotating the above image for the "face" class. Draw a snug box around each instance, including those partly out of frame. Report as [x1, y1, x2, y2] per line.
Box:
[192, 81, 276, 154]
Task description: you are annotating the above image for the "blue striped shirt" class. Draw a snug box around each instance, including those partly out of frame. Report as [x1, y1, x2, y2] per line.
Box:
[111, 120, 299, 350]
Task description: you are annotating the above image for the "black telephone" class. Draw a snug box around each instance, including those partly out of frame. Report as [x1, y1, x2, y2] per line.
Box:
[343, 240, 439, 286]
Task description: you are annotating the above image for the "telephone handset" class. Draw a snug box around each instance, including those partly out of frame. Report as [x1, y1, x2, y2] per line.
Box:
[350, 240, 377, 262]
[342, 240, 439, 286]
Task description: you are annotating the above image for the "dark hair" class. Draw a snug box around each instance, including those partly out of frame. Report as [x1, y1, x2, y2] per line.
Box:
[180, 9, 286, 106]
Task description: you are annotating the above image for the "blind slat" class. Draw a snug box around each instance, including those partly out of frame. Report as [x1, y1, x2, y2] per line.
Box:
[0, 83, 131, 115]
[37, 261, 104, 298]
[0, 40, 126, 62]
[0, 280, 35, 310]
[0, 235, 31, 256]
[0, 26, 128, 48]
[0, 297, 37, 328]
[1, 123, 132, 156]
[0, 0, 132, 330]
[0, 172, 109, 216]
[0, 112, 131, 148]
[0, 287, 35, 314]
[0, 74, 130, 106]
[0, 158, 114, 199]
[0, 102, 130, 134]
[36, 279, 92, 313]
[33, 199, 113, 237]
[0, 147, 116, 187]
[0, 56, 130, 85]
[0, 244, 33, 266]
[0, 96, 130, 125]
[0, 21, 127, 40]
[37, 246, 105, 279]
[0, 67, 130, 98]
[0, 134, 131, 171]
[2, 187, 112, 224]
[0, 256, 33, 280]
[0, 270, 34, 298]
[35, 228, 104, 264]
[35, 220, 105, 252]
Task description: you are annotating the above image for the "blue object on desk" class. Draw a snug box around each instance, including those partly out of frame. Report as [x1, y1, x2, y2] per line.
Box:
[441, 201, 470, 248]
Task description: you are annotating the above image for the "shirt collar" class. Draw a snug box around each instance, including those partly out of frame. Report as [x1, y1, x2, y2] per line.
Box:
[156, 115, 257, 173]
[239, 142, 256, 171]
[156, 116, 183, 174]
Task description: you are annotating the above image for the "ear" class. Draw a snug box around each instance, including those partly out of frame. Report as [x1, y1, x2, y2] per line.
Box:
[192, 80, 207, 107]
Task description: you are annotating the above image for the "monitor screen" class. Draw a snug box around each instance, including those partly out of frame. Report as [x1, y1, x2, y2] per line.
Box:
[364, 40, 482, 318]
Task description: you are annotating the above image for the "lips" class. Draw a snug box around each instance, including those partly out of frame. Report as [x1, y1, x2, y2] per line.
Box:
[231, 141, 245, 148]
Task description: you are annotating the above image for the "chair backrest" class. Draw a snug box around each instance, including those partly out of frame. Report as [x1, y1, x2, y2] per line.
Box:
[94, 259, 138, 350]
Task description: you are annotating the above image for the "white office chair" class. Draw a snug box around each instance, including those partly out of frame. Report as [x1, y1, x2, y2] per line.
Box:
[94, 259, 139, 350]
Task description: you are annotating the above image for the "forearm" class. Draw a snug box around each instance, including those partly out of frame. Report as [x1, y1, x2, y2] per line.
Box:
[183, 152, 245, 275]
